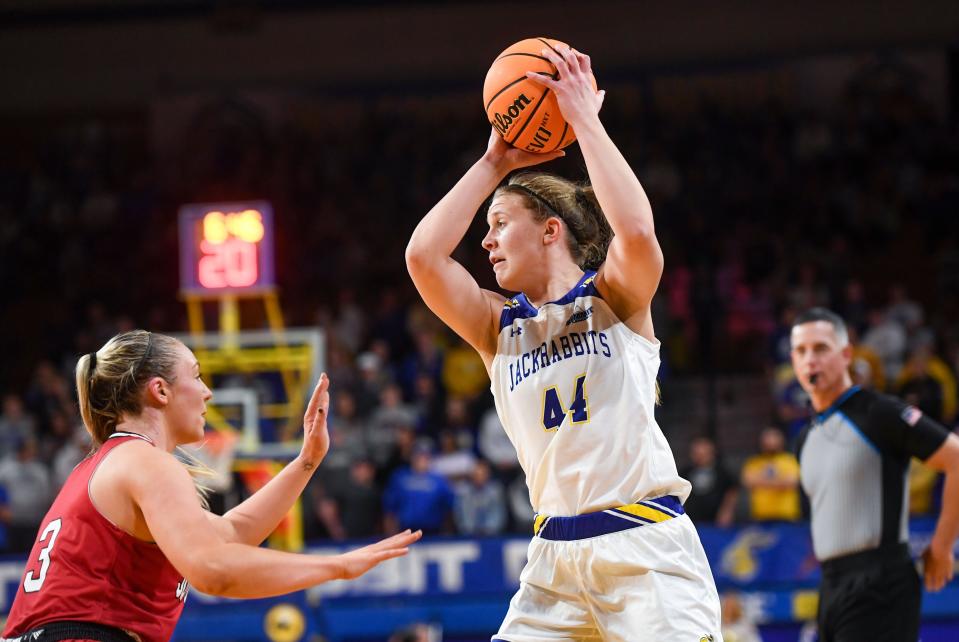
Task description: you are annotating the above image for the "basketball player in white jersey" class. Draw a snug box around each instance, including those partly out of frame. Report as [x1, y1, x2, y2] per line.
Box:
[406, 45, 722, 641]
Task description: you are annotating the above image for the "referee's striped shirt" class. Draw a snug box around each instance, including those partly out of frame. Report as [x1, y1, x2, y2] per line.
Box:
[795, 386, 950, 562]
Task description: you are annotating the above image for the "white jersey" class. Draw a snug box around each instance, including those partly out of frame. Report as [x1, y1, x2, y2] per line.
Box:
[490, 271, 690, 516]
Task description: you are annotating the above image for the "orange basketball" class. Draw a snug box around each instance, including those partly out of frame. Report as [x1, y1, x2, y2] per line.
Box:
[483, 37, 596, 154]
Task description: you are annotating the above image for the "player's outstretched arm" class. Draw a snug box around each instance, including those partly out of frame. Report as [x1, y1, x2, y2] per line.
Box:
[922, 432, 959, 592]
[406, 130, 562, 358]
[123, 440, 421, 598]
[528, 47, 663, 327]
[209, 374, 332, 545]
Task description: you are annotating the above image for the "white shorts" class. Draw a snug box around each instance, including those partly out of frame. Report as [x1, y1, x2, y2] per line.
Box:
[493, 510, 723, 642]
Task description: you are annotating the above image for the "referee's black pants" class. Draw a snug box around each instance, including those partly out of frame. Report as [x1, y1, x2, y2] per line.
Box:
[817, 543, 921, 642]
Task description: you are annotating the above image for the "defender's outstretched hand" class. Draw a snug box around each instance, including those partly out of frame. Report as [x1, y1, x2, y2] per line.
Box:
[300, 373, 331, 465]
[336, 529, 424, 580]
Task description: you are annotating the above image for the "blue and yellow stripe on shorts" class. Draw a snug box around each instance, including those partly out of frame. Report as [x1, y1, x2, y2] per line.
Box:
[533, 495, 684, 541]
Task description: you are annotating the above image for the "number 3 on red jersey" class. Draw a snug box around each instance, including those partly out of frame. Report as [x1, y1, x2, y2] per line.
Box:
[23, 518, 62, 593]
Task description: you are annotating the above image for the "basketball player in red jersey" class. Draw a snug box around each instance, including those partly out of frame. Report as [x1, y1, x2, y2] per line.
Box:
[3, 330, 421, 642]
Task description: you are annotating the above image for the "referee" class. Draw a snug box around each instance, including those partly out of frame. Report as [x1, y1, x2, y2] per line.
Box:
[791, 308, 959, 642]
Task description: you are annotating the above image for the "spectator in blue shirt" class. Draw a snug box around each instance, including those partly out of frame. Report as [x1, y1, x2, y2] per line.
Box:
[384, 443, 454, 535]
[454, 459, 506, 536]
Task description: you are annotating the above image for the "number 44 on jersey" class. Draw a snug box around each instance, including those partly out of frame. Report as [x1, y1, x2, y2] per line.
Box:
[542, 374, 589, 431]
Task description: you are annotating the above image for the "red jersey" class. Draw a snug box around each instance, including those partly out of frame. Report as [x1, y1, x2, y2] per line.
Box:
[4, 433, 188, 642]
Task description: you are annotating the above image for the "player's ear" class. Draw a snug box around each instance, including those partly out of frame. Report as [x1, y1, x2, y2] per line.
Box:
[145, 377, 169, 406]
[543, 217, 563, 245]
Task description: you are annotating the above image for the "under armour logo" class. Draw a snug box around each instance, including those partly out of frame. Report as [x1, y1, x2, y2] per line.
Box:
[510, 326, 523, 337]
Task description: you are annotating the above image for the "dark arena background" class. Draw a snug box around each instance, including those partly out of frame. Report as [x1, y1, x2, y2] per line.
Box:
[2, 1, 959, 641]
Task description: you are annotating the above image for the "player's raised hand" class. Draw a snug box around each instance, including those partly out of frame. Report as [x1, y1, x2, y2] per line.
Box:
[335, 529, 423, 580]
[483, 127, 564, 173]
[526, 45, 604, 129]
[300, 373, 331, 465]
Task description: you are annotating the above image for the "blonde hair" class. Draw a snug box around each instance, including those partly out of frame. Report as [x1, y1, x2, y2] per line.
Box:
[495, 172, 613, 271]
[76, 330, 213, 507]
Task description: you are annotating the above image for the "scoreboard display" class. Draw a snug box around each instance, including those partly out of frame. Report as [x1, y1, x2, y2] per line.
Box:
[178, 201, 275, 295]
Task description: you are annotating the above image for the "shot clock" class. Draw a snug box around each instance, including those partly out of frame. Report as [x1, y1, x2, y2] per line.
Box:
[178, 201, 276, 295]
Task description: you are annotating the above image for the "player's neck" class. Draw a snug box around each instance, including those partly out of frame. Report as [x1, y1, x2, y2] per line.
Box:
[525, 263, 585, 308]
[115, 413, 168, 451]
[809, 376, 855, 413]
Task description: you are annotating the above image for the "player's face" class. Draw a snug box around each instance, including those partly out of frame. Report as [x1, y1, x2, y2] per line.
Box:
[790, 321, 851, 395]
[166, 342, 213, 444]
[482, 193, 546, 290]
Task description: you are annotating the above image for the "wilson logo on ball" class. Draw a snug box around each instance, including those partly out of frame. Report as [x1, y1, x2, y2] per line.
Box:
[491, 94, 533, 135]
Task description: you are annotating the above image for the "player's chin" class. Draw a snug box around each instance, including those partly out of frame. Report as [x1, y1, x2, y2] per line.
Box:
[492, 266, 515, 290]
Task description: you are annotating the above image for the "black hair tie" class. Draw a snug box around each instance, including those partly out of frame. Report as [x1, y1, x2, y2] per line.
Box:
[133, 332, 153, 378]
[509, 183, 583, 245]
[88, 351, 98, 376]
[510, 184, 561, 219]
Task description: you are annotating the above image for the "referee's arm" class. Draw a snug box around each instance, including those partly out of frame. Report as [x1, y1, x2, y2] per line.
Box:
[924, 432, 959, 592]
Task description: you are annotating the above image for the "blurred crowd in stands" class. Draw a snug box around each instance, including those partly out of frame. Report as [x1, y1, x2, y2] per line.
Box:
[1, 55, 958, 551]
